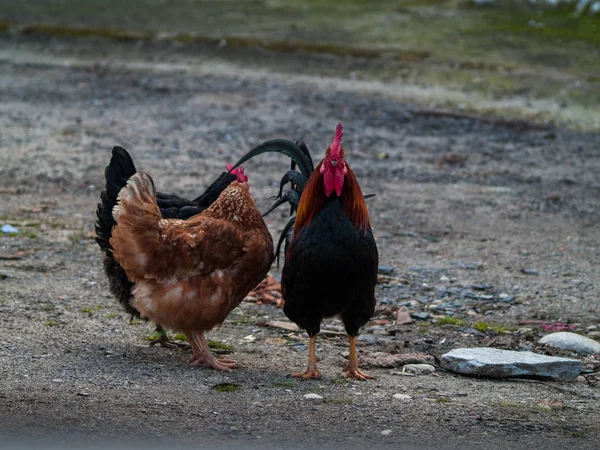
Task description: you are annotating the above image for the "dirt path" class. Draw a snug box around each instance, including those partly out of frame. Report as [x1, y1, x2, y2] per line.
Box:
[1, 35, 599, 449]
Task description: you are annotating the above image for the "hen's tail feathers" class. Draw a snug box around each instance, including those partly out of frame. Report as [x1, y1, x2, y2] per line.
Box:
[95, 146, 137, 255]
[110, 172, 162, 281]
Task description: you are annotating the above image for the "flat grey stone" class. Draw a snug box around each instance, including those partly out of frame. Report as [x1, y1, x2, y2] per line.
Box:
[539, 332, 600, 355]
[441, 347, 584, 381]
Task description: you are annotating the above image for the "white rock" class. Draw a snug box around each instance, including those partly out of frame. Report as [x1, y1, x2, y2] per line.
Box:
[441, 347, 584, 381]
[381, 429, 393, 436]
[303, 393, 323, 400]
[393, 393, 412, 401]
[539, 332, 600, 355]
[403, 364, 435, 375]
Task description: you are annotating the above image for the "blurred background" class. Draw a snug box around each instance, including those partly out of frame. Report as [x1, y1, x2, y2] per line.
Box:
[1, 0, 599, 131]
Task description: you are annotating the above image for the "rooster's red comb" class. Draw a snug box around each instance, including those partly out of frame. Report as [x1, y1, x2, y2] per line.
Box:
[331, 122, 343, 158]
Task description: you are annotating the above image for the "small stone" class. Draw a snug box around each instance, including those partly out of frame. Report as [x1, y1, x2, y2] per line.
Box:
[363, 352, 435, 368]
[357, 334, 380, 345]
[1, 224, 19, 234]
[587, 331, 600, 338]
[267, 321, 300, 332]
[378, 265, 395, 276]
[472, 284, 492, 291]
[539, 332, 600, 355]
[521, 268, 539, 276]
[439, 275, 450, 282]
[303, 393, 323, 400]
[586, 325, 598, 331]
[441, 347, 583, 381]
[403, 364, 435, 375]
[242, 335, 257, 341]
[393, 394, 412, 401]
[396, 307, 413, 325]
[77, 392, 90, 397]
[410, 312, 430, 321]
[381, 430, 392, 436]
[52, 378, 64, 383]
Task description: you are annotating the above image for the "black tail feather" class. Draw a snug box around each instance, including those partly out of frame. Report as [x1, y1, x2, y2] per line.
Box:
[94, 146, 137, 255]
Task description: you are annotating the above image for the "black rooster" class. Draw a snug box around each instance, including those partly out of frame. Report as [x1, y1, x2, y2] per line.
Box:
[94, 146, 247, 348]
[231, 124, 379, 380]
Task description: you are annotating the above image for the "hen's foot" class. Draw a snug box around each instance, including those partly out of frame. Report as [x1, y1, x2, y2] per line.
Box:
[343, 366, 374, 381]
[190, 355, 237, 371]
[291, 367, 321, 379]
[150, 334, 191, 350]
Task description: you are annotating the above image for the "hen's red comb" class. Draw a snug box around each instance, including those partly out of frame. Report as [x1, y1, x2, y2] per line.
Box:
[227, 164, 248, 183]
[331, 122, 343, 158]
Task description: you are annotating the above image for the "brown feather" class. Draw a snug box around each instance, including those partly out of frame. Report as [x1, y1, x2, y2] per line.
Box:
[110, 172, 273, 334]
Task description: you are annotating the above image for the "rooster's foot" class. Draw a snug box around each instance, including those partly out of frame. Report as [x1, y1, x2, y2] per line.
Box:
[342, 365, 374, 381]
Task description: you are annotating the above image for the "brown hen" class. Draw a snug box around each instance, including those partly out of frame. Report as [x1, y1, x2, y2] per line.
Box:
[110, 172, 273, 371]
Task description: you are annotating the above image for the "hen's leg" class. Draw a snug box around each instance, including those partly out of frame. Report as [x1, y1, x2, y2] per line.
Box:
[343, 335, 373, 381]
[185, 332, 206, 364]
[291, 334, 320, 379]
[190, 332, 237, 371]
[149, 325, 191, 350]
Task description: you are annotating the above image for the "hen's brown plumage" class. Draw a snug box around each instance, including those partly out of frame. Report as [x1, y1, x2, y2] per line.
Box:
[110, 172, 273, 370]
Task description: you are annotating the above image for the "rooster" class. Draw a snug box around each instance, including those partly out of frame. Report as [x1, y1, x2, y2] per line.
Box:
[109, 171, 273, 370]
[232, 123, 378, 380]
[95, 146, 248, 348]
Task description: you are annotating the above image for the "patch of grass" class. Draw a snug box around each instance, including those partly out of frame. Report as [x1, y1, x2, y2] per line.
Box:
[173, 333, 187, 341]
[24, 222, 41, 228]
[81, 305, 101, 314]
[22, 230, 38, 239]
[473, 321, 516, 334]
[106, 312, 117, 319]
[330, 378, 349, 385]
[43, 320, 60, 327]
[0, 298, 6, 305]
[207, 340, 232, 351]
[129, 319, 141, 325]
[39, 303, 56, 312]
[142, 332, 161, 342]
[438, 317, 465, 326]
[212, 383, 242, 393]
[436, 397, 451, 404]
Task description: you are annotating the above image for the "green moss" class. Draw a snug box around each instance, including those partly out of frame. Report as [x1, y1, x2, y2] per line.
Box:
[436, 397, 451, 404]
[43, 320, 60, 327]
[173, 333, 187, 341]
[213, 383, 242, 393]
[0, 298, 6, 305]
[81, 305, 101, 314]
[106, 312, 117, 319]
[330, 378, 349, 385]
[208, 340, 233, 351]
[129, 319, 141, 325]
[437, 317, 465, 326]
[473, 321, 516, 334]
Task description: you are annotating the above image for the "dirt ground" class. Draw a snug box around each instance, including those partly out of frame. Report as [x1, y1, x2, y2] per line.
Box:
[1, 34, 600, 449]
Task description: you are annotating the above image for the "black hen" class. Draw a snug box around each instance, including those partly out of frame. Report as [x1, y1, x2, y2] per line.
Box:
[94, 146, 243, 348]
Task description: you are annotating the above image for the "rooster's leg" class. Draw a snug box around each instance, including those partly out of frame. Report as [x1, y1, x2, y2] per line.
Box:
[343, 335, 373, 381]
[291, 334, 320, 379]
[190, 332, 237, 371]
[149, 325, 191, 350]
[185, 332, 206, 364]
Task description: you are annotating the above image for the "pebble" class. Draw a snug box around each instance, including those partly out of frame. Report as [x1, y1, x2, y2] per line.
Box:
[410, 312, 430, 321]
[393, 394, 411, 401]
[1, 224, 19, 234]
[403, 364, 435, 375]
[378, 265, 395, 276]
[521, 268, 539, 276]
[395, 307, 413, 325]
[539, 332, 600, 355]
[303, 393, 323, 400]
[357, 334, 380, 345]
[586, 325, 598, 331]
[441, 347, 584, 381]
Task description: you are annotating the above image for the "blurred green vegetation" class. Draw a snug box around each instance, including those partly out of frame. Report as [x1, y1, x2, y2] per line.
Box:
[1, 1, 598, 130]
